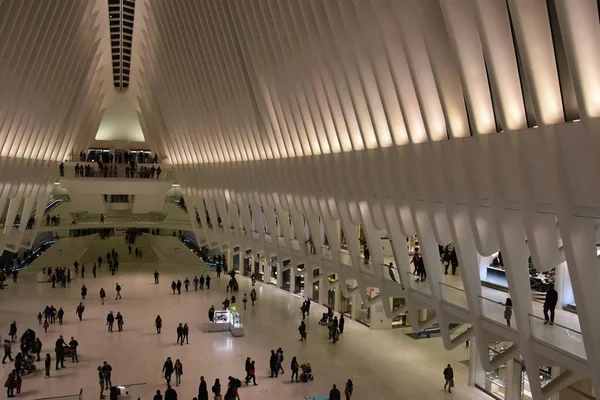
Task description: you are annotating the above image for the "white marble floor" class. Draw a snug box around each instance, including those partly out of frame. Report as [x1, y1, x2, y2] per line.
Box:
[0, 238, 490, 400]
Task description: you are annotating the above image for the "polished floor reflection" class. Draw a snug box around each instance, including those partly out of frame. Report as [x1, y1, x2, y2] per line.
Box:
[0, 237, 488, 400]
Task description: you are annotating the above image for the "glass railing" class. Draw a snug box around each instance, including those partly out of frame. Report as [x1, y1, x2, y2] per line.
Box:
[265, 233, 272, 243]
[291, 239, 301, 251]
[357, 257, 375, 276]
[338, 250, 352, 266]
[406, 272, 432, 297]
[381, 263, 401, 285]
[39, 215, 191, 228]
[439, 282, 468, 311]
[322, 246, 333, 260]
[529, 314, 586, 361]
[479, 295, 518, 331]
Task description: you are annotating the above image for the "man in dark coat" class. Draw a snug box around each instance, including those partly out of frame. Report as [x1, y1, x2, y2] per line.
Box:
[543, 284, 558, 325]
[197, 376, 209, 400]
[164, 385, 177, 400]
[329, 384, 341, 400]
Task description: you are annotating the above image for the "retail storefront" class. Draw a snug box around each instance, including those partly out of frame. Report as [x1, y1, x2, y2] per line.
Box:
[282, 269, 291, 291]
[294, 265, 305, 295]
[311, 268, 321, 302]
[391, 298, 408, 328]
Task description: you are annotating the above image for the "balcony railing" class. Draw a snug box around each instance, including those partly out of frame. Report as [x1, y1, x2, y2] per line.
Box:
[406, 272, 432, 297]
[439, 282, 468, 311]
[479, 295, 518, 331]
[529, 313, 586, 361]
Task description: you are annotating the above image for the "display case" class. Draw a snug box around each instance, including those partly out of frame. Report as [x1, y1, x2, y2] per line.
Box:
[208, 310, 230, 332]
[229, 306, 245, 337]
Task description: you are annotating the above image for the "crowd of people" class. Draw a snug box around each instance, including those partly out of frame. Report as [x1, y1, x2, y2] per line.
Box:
[65, 161, 163, 180]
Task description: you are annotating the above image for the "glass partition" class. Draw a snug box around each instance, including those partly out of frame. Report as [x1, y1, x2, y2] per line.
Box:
[439, 283, 468, 310]
[406, 272, 432, 297]
[529, 314, 586, 361]
[479, 295, 518, 330]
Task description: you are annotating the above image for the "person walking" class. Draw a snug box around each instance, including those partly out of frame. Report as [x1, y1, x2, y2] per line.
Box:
[165, 385, 177, 400]
[93, 264, 97, 278]
[199, 275, 205, 290]
[176, 280, 182, 294]
[155, 315, 162, 334]
[182, 323, 189, 344]
[298, 321, 307, 341]
[193, 276, 199, 291]
[100, 288, 106, 305]
[329, 384, 341, 400]
[198, 376, 209, 400]
[339, 313, 345, 334]
[184, 278, 190, 292]
[69, 337, 79, 363]
[290, 357, 299, 382]
[250, 288, 257, 306]
[107, 311, 115, 332]
[5, 369, 16, 398]
[276, 348, 285, 375]
[205, 275, 211, 289]
[54, 336, 65, 370]
[33, 338, 42, 361]
[115, 283, 122, 300]
[153, 390, 163, 400]
[242, 294, 248, 310]
[176, 323, 184, 345]
[8, 321, 17, 342]
[76, 303, 85, 321]
[171, 281, 176, 294]
[154, 270, 159, 284]
[43, 319, 49, 333]
[174, 359, 183, 386]
[543, 284, 558, 325]
[246, 360, 257, 385]
[81, 285, 88, 300]
[443, 364, 454, 393]
[81, 264, 85, 278]
[163, 357, 174, 386]
[269, 350, 278, 378]
[504, 298, 513, 327]
[2, 340, 12, 363]
[208, 306, 215, 323]
[44, 354, 51, 378]
[345, 379, 354, 399]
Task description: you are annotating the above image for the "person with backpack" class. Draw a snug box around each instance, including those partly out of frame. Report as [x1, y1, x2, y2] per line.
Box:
[225, 377, 241, 400]
[211, 379, 221, 399]
[115, 283, 122, 300]
[290, 357, 300, 382]
[197, 376, 208, 400]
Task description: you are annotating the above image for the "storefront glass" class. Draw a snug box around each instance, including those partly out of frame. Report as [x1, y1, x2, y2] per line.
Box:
[391, 298, 408, 328]
[282, 269, 290, 291]
[294, 273, 304, 295]
[269, 265, 277, 285]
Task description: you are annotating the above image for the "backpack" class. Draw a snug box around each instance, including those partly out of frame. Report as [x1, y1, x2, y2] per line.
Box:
[234, 379, 241, 388]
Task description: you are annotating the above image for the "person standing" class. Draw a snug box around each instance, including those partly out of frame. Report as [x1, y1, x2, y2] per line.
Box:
[43, 319, 49, 333]
[242, 294, 248, 310]
[543, 284, 558, 325]
[184, 278, 190, 292]
[345, 379, 354, 399]
[182, 323, 189, 345]
[154, 270, 160, 284]
[329, 384, 341, 400]
[69, 337, 79, 363]
[153, 390, 163, 400]
[163, 357, 174, 386]
[81, 264, 85, 278]
[176, 280, 182, 294]
[107, 311, 115, 332]
[92, 264, 97, 278]
[115, 283, 122, 300]
[208, 306, 215, 323]
[102, 361, 112, 389]
[171, 281, 176, 294]
[174, 359, 183, 386]
[176, 323, 184, 345]
[504, 298, 513, 327]
[116, 312, 124, 331]
[57, 307, 65, 325]
[81, 285, 88, 299]
[193, 276, 199, 291]
[205, 275, 211, 289]
[211, 379, 221, 398]
[100, 288, 106, 305]
[198, 376, 208, 400]
[33, 338, 42, 361]
[54, 336, 65, 370]
[44, 354, 51, 378]
[199, 275, 204, 290]
[298, 321, 307, 341]
[339, 314, 345, 334]
[5, 369, 16, 398]
[250, 289, 257, 306]
[443, 364, 454, 393]
[76, 303, 85, 321]
[155, 315, 162, 334]
[8, 321, 17, 342]
[247, 360, 257, 385]
[290, 357, 299, 382]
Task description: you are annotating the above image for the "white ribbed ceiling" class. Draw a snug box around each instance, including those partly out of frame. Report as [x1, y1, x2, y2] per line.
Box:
[2, 0, 600, 166]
